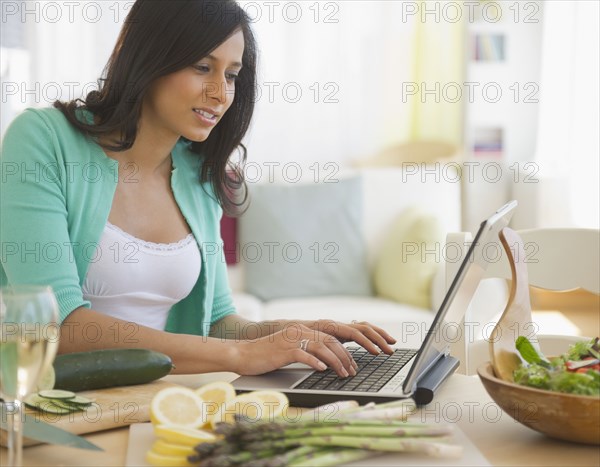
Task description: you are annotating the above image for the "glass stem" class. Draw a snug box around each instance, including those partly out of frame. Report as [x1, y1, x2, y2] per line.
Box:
[6, 399, 23, 467]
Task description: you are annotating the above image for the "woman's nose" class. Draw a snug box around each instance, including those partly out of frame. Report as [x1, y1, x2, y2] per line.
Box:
[205, 76, 231, 104]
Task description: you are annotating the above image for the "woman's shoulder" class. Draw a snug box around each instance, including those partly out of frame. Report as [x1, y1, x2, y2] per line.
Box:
[2, 107, 105, 168]
[5, 106, 83, 141]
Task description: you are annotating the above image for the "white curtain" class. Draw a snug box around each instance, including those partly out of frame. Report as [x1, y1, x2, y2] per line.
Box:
[243, 1, 417, 168]
[533, 0, 600, 229]
[2, 1, 464, 171]
[2, 1, 420, 167]
[1, 1, 121, 136]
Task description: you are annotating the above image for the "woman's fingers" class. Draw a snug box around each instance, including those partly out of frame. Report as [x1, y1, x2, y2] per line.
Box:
[312, 319, 397, 355]
[290, 347, 328, 373]
[362, 322, 397, 345]
[348, 322, 396, 355]
[299, 338, 355, 378]
[290, 328, 356, 377]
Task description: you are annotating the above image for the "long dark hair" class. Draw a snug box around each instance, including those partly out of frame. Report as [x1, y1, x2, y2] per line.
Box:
[53, 0, 256, 215]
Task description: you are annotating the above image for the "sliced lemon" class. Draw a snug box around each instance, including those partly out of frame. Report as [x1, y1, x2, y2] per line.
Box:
[150, 387, 206, 429]
[195, 381, 236, 407]
[211, 390, 289, 429]
[194, 381, 236, 426]
[145, 449, 193, 467]
[154, 425, 216, 447]
[151, 439, 196, 457]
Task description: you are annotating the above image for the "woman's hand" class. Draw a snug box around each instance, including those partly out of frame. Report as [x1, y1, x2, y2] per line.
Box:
[302, 319, 397, 356]
[232, 320, 397, 378]
[233, 323, 361, 378]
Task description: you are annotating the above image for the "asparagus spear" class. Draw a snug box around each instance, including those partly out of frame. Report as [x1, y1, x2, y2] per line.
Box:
[288, 448, 381, 467]
[223, 419, 450, 442]
[300, 436, 462, 458]
[194, 447, 282, 467]
[278, 424, 453, 439]
[241, 446, 325, 467]
[187, 400, 463, 466]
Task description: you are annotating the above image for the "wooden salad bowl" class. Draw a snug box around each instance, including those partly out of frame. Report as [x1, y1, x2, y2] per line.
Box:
[477, 362, 600, 445]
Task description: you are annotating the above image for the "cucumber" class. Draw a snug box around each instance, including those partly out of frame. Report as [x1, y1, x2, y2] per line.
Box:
[37, 401, 74, 415]
[24, 394, 48, 408]
[25, 392, 93, 415]
[53, 349, 173, 392]
[68, 396, 94, 406]
[39, 390, 76, 399]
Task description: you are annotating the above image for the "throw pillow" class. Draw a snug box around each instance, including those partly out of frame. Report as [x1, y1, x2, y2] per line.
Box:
[239, 176, 372, 300]
[373, 208, 442, 309]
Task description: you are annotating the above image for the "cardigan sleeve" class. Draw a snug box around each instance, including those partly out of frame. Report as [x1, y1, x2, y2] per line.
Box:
[208, 205, 237, 324]
[0, 110, 91, 321]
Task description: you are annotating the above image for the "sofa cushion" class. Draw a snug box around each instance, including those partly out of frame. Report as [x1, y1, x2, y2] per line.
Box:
[260, 295, 434, 350]
[231, 292, 263, 322]
[239, 176, 372, 301]
[372, 208, 443, 309]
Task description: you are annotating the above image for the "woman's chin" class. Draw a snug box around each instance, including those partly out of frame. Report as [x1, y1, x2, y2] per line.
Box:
[182, 131, 211, 143]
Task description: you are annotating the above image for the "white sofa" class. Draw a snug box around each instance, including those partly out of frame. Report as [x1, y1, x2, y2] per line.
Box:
[228, 166, 462, 350]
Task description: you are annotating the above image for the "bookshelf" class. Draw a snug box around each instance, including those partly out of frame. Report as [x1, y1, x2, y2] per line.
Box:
[462, 1, 543, 232]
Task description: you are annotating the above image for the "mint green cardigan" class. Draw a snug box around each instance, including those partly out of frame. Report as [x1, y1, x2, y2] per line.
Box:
[0, 107, 237, 335]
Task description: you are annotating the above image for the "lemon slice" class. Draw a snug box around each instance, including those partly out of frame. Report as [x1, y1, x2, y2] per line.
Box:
[194, 381, 236, 426]
[154, 425, 216, 447]
[211, 390, 289, 428]
[150, 387, 206, 429]
[195, 381, 236, 407]
[146, 449, 193, 466]
[151, 439, 196, 457]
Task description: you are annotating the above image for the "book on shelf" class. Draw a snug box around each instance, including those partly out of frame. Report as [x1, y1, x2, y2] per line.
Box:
[472, 34, 505, 62]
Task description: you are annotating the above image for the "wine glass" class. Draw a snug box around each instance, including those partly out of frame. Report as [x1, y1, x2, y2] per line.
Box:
[0, 285, 60, 467]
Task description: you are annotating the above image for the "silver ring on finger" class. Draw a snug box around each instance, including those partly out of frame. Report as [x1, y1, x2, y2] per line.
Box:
[299, 338, 310, 352]
[351, 320, 360, 325]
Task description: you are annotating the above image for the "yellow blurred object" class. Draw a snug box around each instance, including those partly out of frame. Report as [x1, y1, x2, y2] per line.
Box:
[153, 425, 216, 447]
[211, 390, 289, 429]
[194, 381, 237, 426]
[145, 449, 193, 467]
[353, 141, 460, 167]
[36, 365, 56, 392]
[150, 387, 206, 429]
[151, 439, 196, 457]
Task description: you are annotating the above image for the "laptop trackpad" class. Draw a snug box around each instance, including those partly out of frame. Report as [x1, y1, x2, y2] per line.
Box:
[232, 368, 313, 391]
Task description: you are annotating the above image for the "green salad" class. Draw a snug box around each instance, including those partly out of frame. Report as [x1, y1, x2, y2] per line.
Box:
[513, 336, 600, 396]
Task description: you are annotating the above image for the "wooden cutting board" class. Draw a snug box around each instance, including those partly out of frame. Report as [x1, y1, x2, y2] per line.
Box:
[0, 380, 178, 447]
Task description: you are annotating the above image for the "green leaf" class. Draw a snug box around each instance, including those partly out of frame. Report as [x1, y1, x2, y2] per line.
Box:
[515, 336, 550, 368]
[566, 340, 594, 361]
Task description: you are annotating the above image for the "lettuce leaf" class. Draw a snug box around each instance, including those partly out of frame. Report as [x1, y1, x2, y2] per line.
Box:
[513, 337, 600, 396]
[515, 336, 550, 367]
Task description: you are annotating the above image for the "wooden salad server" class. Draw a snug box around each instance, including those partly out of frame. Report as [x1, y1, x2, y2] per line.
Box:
[489, 227, 541, 381]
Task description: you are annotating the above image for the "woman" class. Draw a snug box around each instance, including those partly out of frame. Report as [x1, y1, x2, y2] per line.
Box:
[0, 0, 395, 378]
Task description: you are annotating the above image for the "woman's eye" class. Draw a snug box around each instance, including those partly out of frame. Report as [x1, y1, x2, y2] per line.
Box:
[193, 64, 210, 73]
[226, 73, 239, 82]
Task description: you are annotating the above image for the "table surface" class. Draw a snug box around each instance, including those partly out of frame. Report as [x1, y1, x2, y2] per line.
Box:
[2, 372, 599, 466]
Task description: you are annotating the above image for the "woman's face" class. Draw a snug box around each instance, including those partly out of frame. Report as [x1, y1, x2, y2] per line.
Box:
[143, 29, 245, 143]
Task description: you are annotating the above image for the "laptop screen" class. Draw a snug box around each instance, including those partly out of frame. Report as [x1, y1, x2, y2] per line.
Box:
[401, 200, 518, 394]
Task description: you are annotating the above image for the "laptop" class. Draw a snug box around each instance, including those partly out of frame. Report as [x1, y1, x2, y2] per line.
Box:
[232, 201, 518, 407]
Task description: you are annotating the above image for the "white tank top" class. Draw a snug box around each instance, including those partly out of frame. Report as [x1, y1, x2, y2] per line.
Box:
[82, 222, 201, 330]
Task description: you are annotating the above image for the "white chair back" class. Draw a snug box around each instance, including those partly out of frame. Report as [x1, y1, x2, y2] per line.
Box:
[445, 228, 600, 374]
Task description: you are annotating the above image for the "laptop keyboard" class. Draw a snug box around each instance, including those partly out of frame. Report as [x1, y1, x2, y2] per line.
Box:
[293, 347, 418, 393]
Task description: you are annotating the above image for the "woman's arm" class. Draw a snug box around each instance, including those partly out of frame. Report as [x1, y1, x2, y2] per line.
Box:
[210, 314, 396, 354]
[210, 314, 395, 355]
[60, 307, 356, 377]
[59, 307, 240, 374]
[209, 313, 398, 377]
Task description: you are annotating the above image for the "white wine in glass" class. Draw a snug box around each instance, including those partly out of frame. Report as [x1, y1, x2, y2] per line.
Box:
[0, 285, 60, 466]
